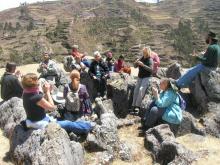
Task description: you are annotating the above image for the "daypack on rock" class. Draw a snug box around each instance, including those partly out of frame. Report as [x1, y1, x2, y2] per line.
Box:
[65, 85, 80, 112]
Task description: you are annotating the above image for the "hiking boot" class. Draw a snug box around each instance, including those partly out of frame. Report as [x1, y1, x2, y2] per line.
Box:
[69, 132, 80, 141]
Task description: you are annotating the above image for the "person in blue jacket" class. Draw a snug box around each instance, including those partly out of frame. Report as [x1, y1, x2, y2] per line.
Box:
[144, 78, 182, 129]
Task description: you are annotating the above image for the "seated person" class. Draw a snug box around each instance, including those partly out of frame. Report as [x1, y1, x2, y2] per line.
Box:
[114, 55, 131, 75]
[176, 31, 220, 88]
[89, 51, 109, 98]
[22, 73, 94, 135]
[144, 78, 182, 129]
[37, 52, 60, 85]
[105, 51, 115, 72]
[63, 70, 92, 116]
[71, 45, 90, 67]
[1, 62, 23, 101]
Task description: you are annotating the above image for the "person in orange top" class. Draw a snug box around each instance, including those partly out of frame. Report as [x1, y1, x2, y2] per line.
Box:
[114, 55, 131, 75]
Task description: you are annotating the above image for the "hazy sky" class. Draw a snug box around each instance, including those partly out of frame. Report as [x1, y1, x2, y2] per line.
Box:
[0, 0, 57, 11]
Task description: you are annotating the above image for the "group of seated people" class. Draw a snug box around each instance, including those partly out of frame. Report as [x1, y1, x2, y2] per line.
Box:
[0, 31, 219, 135]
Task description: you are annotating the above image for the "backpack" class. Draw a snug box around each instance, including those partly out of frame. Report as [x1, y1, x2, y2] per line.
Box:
[65, 85, 80, 112]
[177, 93, 186, 110]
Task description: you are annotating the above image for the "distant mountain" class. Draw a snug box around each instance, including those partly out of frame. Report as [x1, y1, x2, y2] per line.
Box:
[0, 0, 219, 67]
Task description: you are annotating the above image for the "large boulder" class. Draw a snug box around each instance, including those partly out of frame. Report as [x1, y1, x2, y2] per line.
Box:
[190, 68, 220, 113]
[107, 72, 136, 118]
[0, 97, 26, 137]
[201, 102, 220, 138]
[166, 63, 182, 80]
[87, 98, 132, 164]
[10, 123, 84, 165]
[145, 124, 197, 164]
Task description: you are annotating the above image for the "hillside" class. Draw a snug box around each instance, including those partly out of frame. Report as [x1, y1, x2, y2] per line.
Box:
[0, 0, 219, 68]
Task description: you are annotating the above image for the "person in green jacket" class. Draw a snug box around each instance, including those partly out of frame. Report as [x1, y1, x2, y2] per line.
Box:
[176, 31, 220, 88]
[144, 78, 182, 129]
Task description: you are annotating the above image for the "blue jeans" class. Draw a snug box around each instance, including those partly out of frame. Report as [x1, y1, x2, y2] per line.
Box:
[177, 64, 205, 88]
[57, 120, 92, 135]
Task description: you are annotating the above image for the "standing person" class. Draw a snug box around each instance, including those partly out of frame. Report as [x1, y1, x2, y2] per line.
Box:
[144, 78, 182, 129]
[105, 51, 115, 72]
[22, 73, 94, 135]
[150, 50, 160, 77]
[63, 70, 92, 117]
[132, 47, 153, 114]
[1, 62, 23, 101]
[37, 52, 59, 85]
[176, 31, 220, 88]
[89, 51, 109, 98]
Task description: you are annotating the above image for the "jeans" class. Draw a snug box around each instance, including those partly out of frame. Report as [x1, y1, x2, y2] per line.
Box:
[176, 64, 205, 88]
[93, 78, 107, 97]
[57, 120, 92, 134]
[132, 77, 151, 107]
[144, 105, 166, 128]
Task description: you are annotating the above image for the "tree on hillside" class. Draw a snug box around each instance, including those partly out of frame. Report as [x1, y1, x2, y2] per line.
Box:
[16, 22, 22, 30]
[27, 20, 34, 31]
[19, 2, 31, 20]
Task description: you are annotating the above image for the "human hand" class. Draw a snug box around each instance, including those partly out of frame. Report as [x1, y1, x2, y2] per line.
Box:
[93, 76, 97, 80]
[15, 70, 22, 78]
[42, 64, 48, 68]
[43, 82, 51, 93]
[152, 86, 158, 97]
[137, 61, 144, 67]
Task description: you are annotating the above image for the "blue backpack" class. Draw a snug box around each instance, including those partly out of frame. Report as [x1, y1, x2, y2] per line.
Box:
[177, 93, 186, 110]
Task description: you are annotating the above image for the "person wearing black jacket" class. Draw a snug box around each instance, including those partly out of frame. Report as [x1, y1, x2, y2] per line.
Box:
[88, 51, 109, 98]
[1, 62, 23, 101]
[132, 47, 153, 114]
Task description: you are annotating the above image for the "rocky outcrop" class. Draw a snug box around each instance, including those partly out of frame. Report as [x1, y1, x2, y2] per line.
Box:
[190, 68, 220, 113]
[107, 72, 136, 118]
[145, 124, 197, 164]
[87, 98, 132, 164]
[0, 97, 26, 137]
[172, 111, 205, 137]
[166, 63, 182, 80]
[10, 123, 84, 165]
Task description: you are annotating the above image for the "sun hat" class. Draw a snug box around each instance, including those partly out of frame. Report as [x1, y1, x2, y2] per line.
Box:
[52, 91, 65, 104]
[168, 78, 179, 91]
[208, 31, 218, 41]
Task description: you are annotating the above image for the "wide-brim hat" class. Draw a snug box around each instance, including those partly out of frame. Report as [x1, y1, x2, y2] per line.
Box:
[169, 78, 179, 91]
[208, 31, 218, 41]
[52, 91, 65, 104]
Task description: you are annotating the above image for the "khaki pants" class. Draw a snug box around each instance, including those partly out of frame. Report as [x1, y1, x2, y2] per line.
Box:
[132, 77, 151, 107]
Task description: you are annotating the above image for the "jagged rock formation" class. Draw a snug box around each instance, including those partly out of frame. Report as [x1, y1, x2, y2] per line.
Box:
[0, 97, 26, 137]
[87, 98, 132, 164]
[107, 72, 136, 118]
[189, 68, 220, 137]
[145, 124, 197, 164]
[10, 123, 84, 165]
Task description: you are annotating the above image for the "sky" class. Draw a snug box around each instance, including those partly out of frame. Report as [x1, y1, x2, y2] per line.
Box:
[0, 0, 57, 11]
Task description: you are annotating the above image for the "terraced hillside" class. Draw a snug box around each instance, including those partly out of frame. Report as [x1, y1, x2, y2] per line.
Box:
[0, 0, 219, 67]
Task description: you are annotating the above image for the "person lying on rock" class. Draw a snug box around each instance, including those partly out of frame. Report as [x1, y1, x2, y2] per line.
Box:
[144, 78, 182, 129]
[132, 46, 153, 114]
[37, 52, 60, 86]
[22, 73, 94, 135]
[176, 31, 220, 88]
[89, 51, 109, 98]
[0, 62, 23, 101]
[63, 70, 93, 118]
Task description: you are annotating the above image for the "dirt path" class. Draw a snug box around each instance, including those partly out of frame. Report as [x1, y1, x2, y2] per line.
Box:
[0, 130, 13, 165]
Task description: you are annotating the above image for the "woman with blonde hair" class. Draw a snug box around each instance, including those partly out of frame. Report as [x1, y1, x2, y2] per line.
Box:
[22, 73, 94, 134]
[132, 46, 153, 114]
